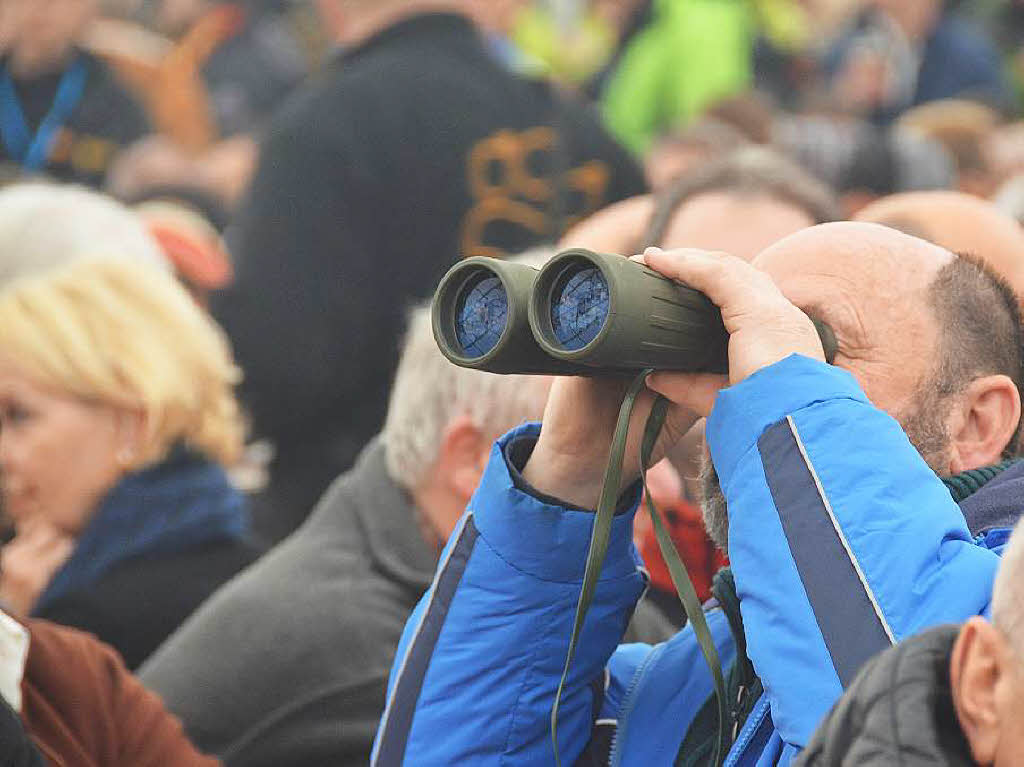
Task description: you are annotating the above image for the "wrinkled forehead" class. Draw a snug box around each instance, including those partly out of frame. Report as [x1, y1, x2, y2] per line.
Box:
[752, 223, 954, 411]
[751, 222, 952, 312]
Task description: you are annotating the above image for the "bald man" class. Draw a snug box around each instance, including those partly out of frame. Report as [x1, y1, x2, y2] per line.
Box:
[856, 190, 1024, 301]
[799, 517, 1024, 766]
[375, 222, 1024, 765]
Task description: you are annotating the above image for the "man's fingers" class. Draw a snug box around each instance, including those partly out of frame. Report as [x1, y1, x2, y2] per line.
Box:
[639, 247, 787, 329]
[647, 371, 729, 417]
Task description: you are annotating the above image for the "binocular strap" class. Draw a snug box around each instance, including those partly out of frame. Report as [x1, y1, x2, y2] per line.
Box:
[551, 373, 728, 767]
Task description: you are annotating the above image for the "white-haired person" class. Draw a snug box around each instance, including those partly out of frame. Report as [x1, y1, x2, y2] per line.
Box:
[0, 181, 167, 286]
[0, 180, 234, 305]
[0, 257, 262, 669]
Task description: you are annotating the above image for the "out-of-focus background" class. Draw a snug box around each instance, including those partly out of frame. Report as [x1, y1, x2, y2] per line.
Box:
[3, 3, 1024, 763]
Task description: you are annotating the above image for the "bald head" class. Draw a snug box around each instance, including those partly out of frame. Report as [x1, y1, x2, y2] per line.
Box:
[855, 191, 1024, 303]
[702, 222, 1023, 551]
[754, 222, 953, 417]
[756, 222, 1021, 467]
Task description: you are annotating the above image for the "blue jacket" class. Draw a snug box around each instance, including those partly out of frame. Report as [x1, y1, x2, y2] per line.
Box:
[372, 355, 1011, 765]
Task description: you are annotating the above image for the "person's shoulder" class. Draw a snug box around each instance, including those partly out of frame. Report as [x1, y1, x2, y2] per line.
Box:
[37, 540, 264, 666]
[100, 538, 263, 590]
[23, 618, 220, 767]
[24, 617, 122, 679]
[22, 619, 145, 727]
[796, 625, 965, 766]
[140, 531, 411, 732]
[146, 512, 408, 660]
[259, 64, 363, 148]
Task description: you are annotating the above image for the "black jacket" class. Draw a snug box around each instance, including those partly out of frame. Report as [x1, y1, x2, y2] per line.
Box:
[215, 12, 645, 540]
[140, 440, 672, 766]
[35, 538, 262, 670]
[0, 697, 43, 767]
[796, 625, 976, 766]
[0, 51, 149, 187]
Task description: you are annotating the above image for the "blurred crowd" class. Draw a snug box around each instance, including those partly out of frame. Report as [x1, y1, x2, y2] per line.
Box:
[0, 0, 1024, 765]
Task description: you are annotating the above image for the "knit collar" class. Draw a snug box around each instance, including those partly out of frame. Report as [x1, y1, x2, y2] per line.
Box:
[942, 459, 1019, 504]
[33, 446, 248, 613]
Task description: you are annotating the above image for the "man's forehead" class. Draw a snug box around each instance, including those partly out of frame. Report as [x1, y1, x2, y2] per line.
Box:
[752, 221, 953, 295]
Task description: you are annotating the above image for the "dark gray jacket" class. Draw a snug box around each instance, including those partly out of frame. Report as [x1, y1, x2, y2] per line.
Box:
[140, 440, 672, 766]
[796, 624, 975, 766]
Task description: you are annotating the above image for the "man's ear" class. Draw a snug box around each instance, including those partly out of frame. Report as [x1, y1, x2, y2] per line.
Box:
[948, 375, 1021, 473]
[950, 617, 1005, 765]
[437, 414, 489, 504]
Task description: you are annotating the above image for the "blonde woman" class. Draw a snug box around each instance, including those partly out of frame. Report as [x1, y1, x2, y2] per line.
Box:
[0, 257, 261, 668]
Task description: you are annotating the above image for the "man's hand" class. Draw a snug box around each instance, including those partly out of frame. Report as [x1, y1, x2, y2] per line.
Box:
[522, 248, 824, 509]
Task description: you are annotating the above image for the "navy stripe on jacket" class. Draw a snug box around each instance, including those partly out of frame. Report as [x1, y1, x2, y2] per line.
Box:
[372, 513, 480, 766]
[758, 416, 894, 687]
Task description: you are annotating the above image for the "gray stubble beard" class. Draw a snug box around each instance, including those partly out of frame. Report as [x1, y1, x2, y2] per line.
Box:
[698, 384, 954, 555]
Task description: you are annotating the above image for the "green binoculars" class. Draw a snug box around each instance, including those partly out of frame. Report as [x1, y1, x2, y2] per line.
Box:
[431, 248, 837, 376]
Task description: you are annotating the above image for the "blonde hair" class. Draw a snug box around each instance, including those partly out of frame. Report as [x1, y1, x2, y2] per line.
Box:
[0, 258, 244, 467]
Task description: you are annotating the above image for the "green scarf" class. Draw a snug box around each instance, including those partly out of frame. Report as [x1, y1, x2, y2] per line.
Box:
[942, 459, 1019, 504]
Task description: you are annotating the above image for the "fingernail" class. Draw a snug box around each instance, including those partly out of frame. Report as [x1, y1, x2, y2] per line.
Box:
[644, 246, 663, 256]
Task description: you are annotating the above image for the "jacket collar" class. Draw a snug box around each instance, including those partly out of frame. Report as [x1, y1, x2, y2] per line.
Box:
[953, 459, 1024, 538]
[344, 438, 438, 595]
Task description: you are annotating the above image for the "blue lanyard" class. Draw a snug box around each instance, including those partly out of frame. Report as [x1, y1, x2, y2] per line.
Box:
[0, 57, 87, 172]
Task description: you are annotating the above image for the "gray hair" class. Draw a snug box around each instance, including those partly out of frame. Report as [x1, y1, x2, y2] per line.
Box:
[383, 248, 553, 490]
[0, 182, 167, 286]
[643, 146, 841, 248]
[992, 518, 1024, 653]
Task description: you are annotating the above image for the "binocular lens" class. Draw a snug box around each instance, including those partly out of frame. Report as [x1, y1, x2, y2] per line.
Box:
[454, 272, 509, 357]
[549, 265, 610, 351]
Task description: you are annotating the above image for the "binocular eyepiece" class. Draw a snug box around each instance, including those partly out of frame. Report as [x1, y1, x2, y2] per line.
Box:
[432, 248, 836, 376]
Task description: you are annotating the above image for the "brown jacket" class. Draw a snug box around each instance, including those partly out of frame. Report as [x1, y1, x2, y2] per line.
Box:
[20, 619, 219, 767]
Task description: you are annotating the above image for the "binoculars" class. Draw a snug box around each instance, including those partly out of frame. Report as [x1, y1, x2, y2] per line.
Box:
[431, 248, 837, 376]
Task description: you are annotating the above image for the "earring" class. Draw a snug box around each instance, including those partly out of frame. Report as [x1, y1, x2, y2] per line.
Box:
[116, 446, 135, 469]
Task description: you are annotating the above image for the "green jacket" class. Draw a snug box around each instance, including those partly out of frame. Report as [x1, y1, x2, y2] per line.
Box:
[601, 0, 755, 154]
